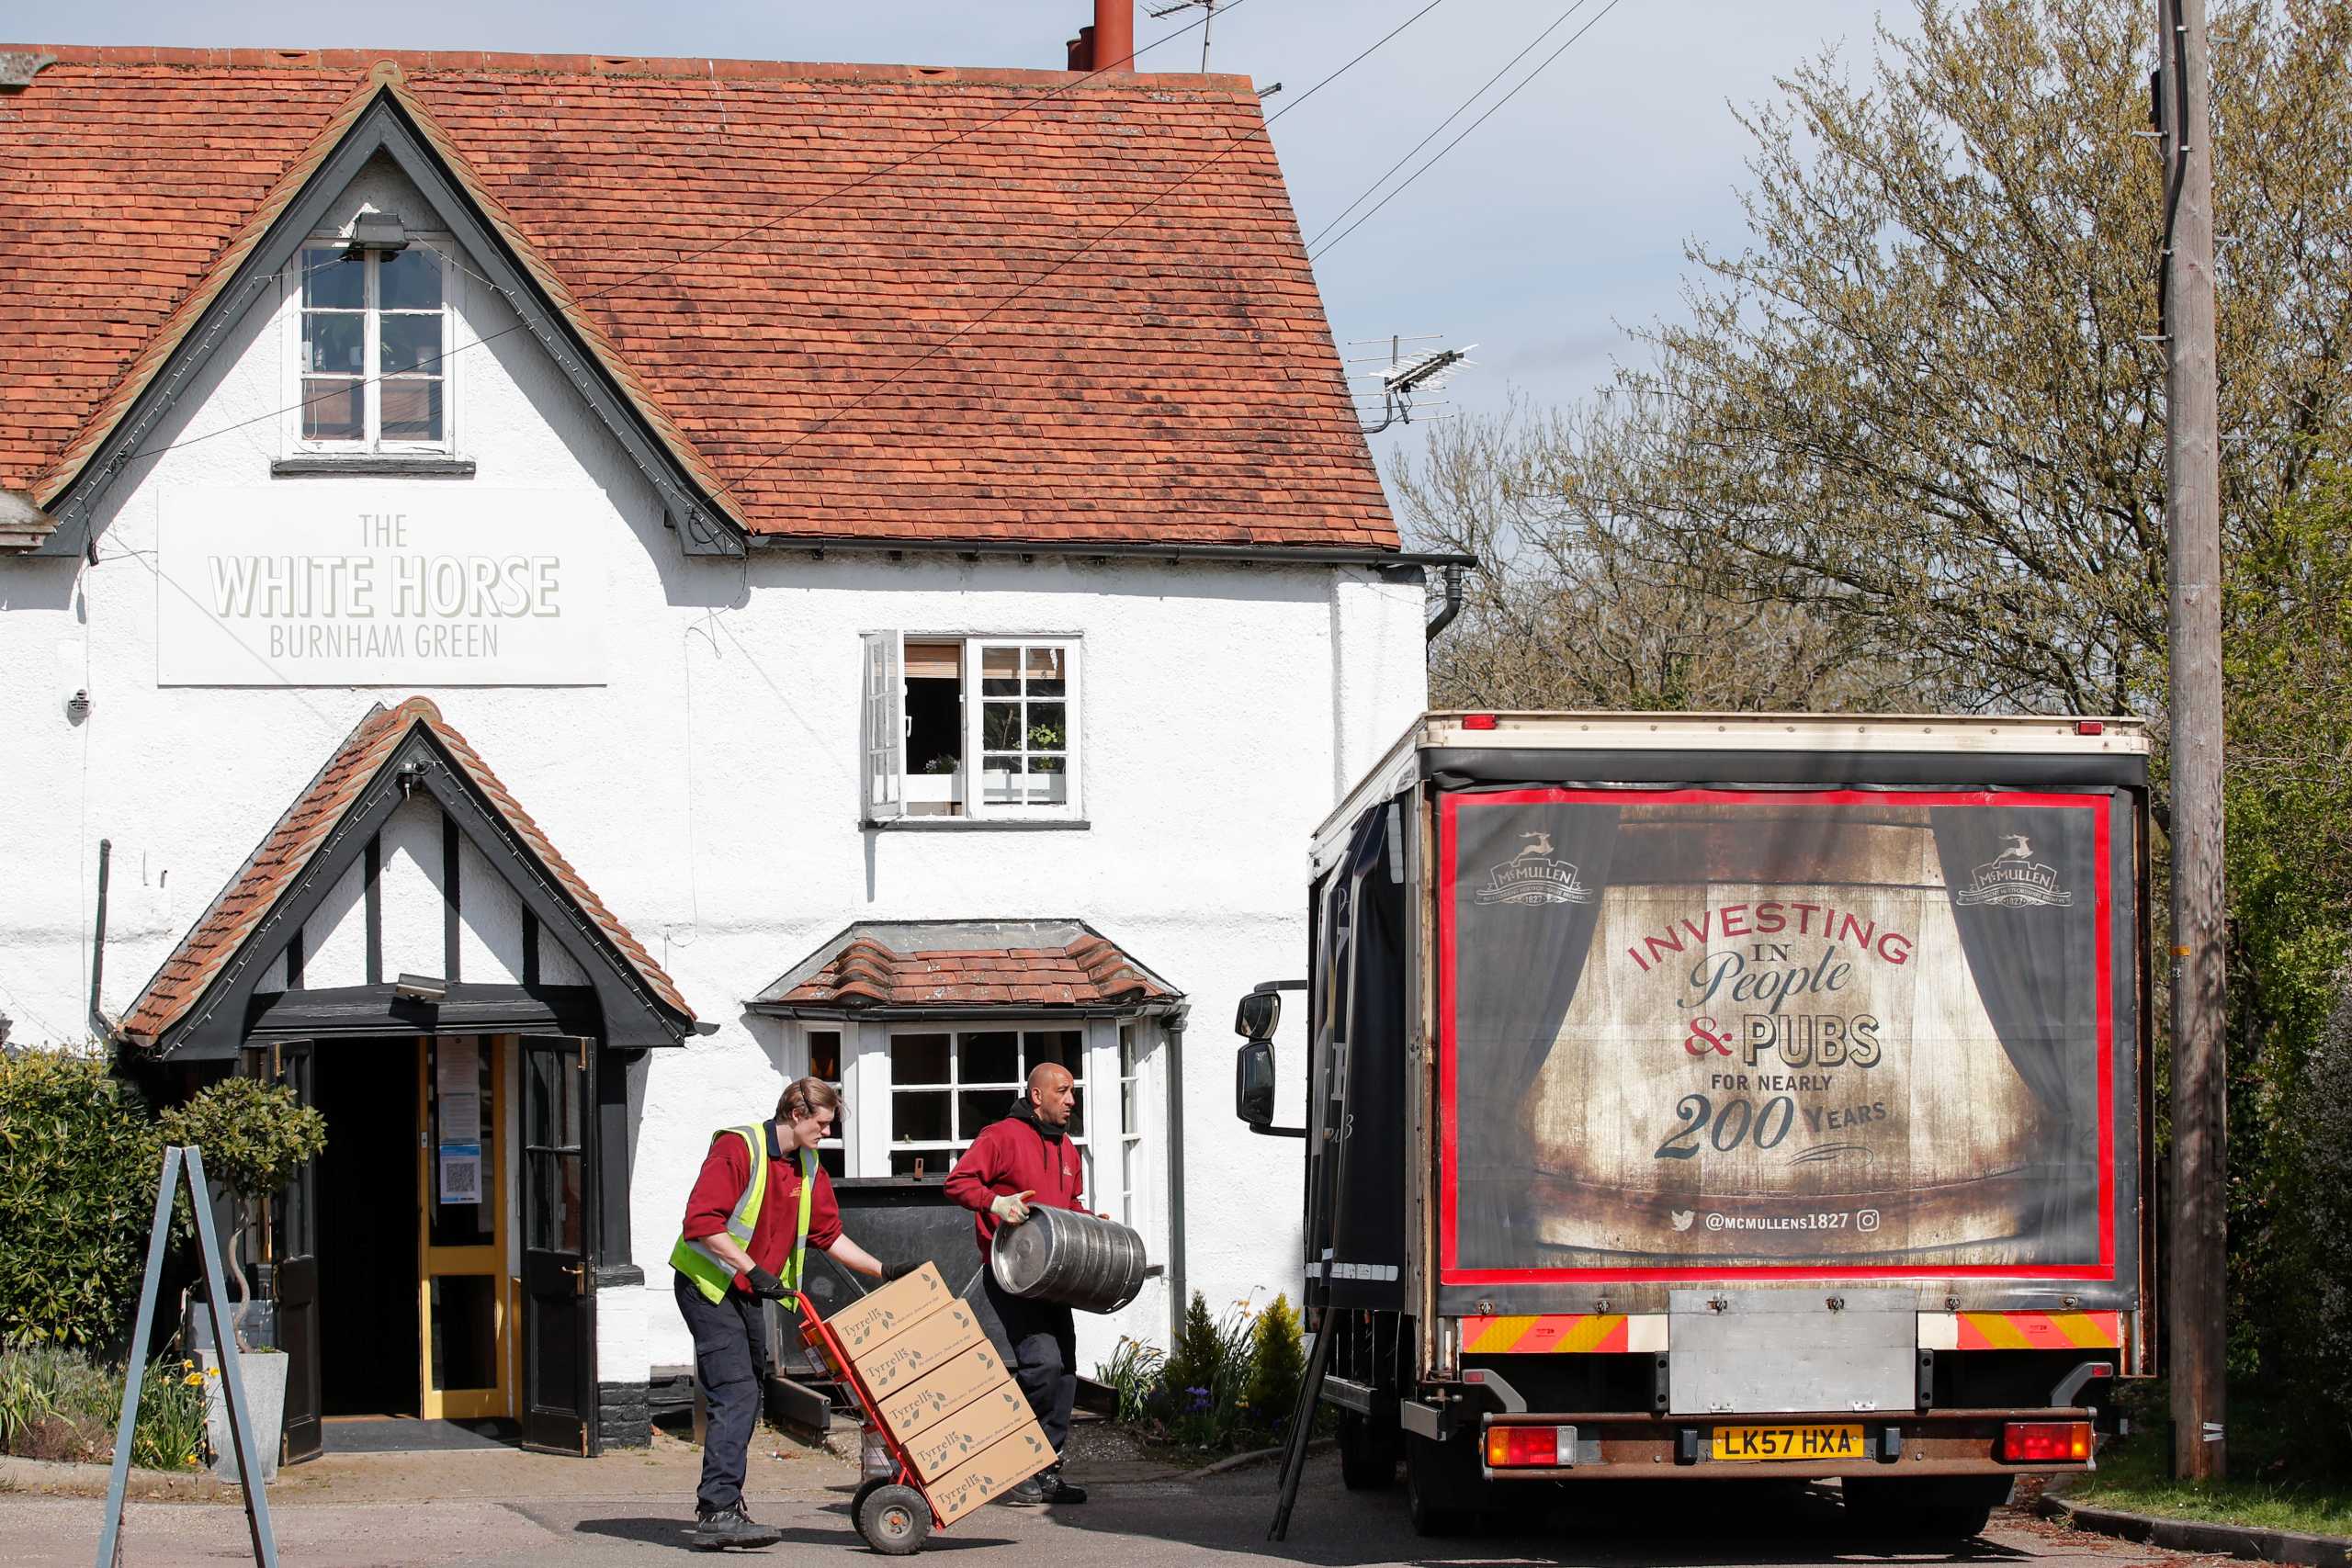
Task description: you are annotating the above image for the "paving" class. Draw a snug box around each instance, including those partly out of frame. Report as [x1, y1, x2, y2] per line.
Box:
[0, 1430, 2221, 1568]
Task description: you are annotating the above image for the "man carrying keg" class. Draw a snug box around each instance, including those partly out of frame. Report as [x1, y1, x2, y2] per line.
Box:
[945, 1062, 1094, 1506]
[673, 1077, 887, 1549]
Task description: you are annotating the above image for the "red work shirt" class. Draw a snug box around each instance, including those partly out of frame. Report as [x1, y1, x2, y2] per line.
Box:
[944, 1111, 1085, 1259]
[679, 1123, 842, 1295]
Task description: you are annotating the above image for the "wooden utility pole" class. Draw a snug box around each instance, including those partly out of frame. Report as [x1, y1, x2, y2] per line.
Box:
[2157, 0, 2226, 1483]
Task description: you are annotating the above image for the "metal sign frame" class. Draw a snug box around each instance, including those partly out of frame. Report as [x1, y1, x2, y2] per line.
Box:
[95, 1145, 279, 1568]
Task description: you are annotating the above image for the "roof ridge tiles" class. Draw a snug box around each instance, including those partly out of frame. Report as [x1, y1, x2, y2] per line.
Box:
[8, 43, 1259, 94]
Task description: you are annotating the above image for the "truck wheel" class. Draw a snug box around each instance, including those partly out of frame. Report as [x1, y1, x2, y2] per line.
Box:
[1403, 1433, 1476, 1537]
[1843, 1476, 2010, 1540]
[855, 1483, 932, 1556]
[1339, 1410, 1400, 1491]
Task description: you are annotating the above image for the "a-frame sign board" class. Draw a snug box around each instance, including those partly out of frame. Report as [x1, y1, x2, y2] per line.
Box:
[95, 1145, 279, 1568]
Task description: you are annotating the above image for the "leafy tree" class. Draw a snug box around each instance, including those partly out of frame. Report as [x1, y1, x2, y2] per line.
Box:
[157, 1078, 326, 1317]
[0, 1051, 164, 1350]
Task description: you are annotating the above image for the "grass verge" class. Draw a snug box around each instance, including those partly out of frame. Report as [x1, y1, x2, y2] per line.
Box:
[2064, 1384, 2352, 1540]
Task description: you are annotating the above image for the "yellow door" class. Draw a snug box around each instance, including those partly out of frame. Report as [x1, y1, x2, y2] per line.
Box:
[417, 1035, 514, 1421]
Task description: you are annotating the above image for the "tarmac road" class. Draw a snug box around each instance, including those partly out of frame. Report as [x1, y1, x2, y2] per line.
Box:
[0, 1454, 2210, 1568]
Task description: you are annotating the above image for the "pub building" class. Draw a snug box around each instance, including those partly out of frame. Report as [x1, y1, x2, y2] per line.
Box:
[0, 19, 1442, 1456]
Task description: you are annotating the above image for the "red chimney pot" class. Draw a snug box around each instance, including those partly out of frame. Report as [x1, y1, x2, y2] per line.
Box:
[1091, 1, 1134, 72]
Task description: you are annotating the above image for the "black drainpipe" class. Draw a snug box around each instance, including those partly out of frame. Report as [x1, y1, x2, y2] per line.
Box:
[1423, 562, 1467, 643]
[87, 838, 112, 1042]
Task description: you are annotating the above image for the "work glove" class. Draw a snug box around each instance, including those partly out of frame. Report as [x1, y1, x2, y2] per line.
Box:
[989, 1190, 1035, 1224]
[744, 1267, 791, 1301]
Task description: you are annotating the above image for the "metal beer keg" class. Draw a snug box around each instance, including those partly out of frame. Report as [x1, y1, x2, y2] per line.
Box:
[990, 1206, 1148, 1314]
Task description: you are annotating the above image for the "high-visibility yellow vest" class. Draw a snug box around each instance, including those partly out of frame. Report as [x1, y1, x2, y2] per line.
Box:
[670, 1126, 816, 1307]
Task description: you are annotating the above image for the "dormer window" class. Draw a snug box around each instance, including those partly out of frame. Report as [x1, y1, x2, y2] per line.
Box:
[291, 242, 449, 449]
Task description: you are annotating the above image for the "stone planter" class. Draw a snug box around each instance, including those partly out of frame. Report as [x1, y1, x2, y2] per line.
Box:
[197, 1349, 285, 1485]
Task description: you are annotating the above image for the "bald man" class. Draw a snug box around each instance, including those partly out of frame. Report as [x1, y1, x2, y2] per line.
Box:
[944, 1062, 1091, 1506]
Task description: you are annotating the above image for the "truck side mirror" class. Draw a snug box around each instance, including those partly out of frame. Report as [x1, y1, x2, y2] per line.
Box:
[1235, 1038, 1276, 1128]
[1235, 990, 1281, 1042]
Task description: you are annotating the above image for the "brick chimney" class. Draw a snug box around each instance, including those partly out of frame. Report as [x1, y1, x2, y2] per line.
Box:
[1067, 1, 1135, 71]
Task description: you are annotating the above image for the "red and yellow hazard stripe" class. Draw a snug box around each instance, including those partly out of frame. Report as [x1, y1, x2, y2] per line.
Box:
[1460, 1314, 1630, 1354]
[1953, 1311, 2122, 1351]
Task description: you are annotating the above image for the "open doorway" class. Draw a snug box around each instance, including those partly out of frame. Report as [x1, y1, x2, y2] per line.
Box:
[312, 1041, 422, 1416]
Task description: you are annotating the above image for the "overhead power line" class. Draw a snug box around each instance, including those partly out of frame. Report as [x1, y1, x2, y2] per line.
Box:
[107, 0, 1255, 472]
[1303, 0, 1597, 254]
[1310, 0, 1627, 263]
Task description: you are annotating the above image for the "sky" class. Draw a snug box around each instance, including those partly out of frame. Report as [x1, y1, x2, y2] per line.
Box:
[27, 0, 1899, 478]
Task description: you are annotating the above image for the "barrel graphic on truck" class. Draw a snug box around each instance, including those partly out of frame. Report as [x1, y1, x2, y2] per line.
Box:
[1442, 789, 2124, 1281]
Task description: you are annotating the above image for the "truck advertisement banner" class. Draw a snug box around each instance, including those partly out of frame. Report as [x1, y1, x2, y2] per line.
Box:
[1439, 789, 2119, 1284]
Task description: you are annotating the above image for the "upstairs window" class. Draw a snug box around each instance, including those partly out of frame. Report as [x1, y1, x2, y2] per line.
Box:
[292, 243, 449, 448]
[861, 635, 1081, 823]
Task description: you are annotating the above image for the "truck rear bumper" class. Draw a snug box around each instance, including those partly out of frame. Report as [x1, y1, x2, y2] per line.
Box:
[1476, 1407, 2096, 1482]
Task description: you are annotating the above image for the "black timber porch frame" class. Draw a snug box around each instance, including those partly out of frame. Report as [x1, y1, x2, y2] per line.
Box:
[158, 723, 688, 1059]
[32, 87, 742, 560]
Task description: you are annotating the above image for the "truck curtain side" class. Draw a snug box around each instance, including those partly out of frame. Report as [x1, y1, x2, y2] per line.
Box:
[1260, 715, 2154, 1537]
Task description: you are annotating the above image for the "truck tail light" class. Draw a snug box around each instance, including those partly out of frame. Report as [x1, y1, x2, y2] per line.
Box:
[1485, 1425, 1559, 1468]
[1463, 713, 1498, 730]
[2001, 1421, 2092, 1462]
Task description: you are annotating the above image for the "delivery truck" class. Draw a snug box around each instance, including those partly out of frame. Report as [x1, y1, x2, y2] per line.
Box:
[1235, 713, 2152, 1538]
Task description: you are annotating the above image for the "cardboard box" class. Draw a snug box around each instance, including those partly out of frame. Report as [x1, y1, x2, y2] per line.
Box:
[925, 1421, 1054, 1526]
[874, 1343, 1011, 1443]
[826, 1264, 953, 1359]
[907, 1382, 1034, 1483]
[851, 1298, 987, 1398]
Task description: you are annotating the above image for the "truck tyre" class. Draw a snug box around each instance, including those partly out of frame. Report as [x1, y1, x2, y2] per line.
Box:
[1339, 1410, 1400, 1490]
[1843, 1476, 2010, 1540]
[1403, 1433, 1478, 1537]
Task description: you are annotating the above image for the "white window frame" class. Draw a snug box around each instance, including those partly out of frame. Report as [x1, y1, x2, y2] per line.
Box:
[795, 1024, 850, 1178]
[876, 1023, 1091, 1179]
[282, 234, 459, 456]
[857, 634, 1083, 825]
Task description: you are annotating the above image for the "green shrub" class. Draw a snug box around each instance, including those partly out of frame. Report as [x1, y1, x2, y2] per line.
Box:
[1094, 1335, 1165, 1426]
[1150, 1291, 1265, 1450]
[158, 1077, 326, 1312]
[0, 1051, 164, 1350]
[0, 1338, 209, 1469]
[1246, 1293, 1306, 1434]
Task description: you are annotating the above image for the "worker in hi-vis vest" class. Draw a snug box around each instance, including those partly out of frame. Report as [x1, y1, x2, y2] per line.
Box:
[673, 1077, 883, 1550]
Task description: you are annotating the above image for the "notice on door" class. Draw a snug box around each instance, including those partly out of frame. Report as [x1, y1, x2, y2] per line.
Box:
[435, 1036, 483, 1206]
[157, 487, 606, 686]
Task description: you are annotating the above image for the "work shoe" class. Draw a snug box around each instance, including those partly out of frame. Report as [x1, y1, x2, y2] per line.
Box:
[688, 1501, 781, 1550]
[997, 1475, 1047, 1506]
[1037, 1467, 1088, 1505]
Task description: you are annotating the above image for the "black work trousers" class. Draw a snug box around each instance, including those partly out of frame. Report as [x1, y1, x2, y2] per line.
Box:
[673, 1271, 771, 1512]
[981, 1271, 1076, 1457]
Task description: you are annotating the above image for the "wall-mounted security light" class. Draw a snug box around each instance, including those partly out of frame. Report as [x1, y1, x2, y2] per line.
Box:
[393, 973, 448, 1004]
[347, 211, 409, 254]
[65, 689, 91, 724]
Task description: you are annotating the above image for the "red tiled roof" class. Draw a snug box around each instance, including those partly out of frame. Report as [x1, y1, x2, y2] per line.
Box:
[1, 47, 1397, 551]
[778, 931, 1171, 1011]
[119, 696, 692, 1046]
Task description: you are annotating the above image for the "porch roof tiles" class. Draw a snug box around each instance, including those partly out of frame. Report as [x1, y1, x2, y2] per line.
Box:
[756, 921, 1176, 1014]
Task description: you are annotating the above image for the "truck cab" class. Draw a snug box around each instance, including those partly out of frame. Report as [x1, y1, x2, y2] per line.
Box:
[1238, 712, 2153, 1537]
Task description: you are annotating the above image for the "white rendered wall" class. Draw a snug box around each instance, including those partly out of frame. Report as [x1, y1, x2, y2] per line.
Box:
[0, 157, 1429, 1392]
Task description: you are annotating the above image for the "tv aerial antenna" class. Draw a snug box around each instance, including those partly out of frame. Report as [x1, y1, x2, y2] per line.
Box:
[1148, 0, 1223, 72]
[1349, 333, 1476, 434]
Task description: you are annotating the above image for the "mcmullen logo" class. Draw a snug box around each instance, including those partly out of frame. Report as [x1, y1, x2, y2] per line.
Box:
[1473, 832, 1595, 907]
[1951, 835, 2074, 908]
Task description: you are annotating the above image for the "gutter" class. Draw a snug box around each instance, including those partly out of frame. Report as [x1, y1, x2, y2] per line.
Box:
[1162, 1006, 1189, 1347]
[741, 534, 1476, 570]
[88, 838, 117, 1043]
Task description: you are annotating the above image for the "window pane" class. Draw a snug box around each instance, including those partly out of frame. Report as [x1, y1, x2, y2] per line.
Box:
[958, 1031, 1019, 1085]
[1023, 646, 1065, 682]
[379, 378, 444, 442]
[303, 312, 364, 373]
[1118, 1025, 1138, 1077]
[303, 249, 363, 309]
[958, 1089, 1010, 1138]
[379, 312, 444, 375]
[892, 1032, 949, 1085]
[981, 646, 1019, 683]
[892, 1090, 950, 1144]
[1064, 1089, 1084, 1139]
[429, 1275, 498, 1392]
[982, 703, 1022, 750]
[1027, 704, 1067, 751]
[808, 1030, 842, 1083]
[1121, 1078, 1137, 1129]
[378, 247, 442, 310]
[1025, 1031, 1084, 1075]
[819, 1146, 845, 1179]
[300, 378, 363, 441]
[891, 1148, 956, 1179]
